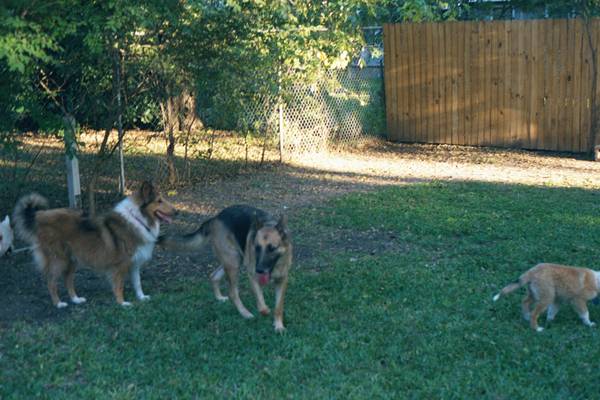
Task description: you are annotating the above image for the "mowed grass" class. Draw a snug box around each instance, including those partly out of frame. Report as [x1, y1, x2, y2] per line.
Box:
[3, 181, 600, 398]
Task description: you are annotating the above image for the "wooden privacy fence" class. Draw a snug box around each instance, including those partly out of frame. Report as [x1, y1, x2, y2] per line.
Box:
[383, 19, 600, 153]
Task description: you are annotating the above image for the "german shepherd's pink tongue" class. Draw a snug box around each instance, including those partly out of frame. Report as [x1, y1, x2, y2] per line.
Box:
[258, 272, 270, 286]
[155, 210, 173, 224]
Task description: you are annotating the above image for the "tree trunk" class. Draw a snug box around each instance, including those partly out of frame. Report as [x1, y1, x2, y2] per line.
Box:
[160, 96, 178, 186]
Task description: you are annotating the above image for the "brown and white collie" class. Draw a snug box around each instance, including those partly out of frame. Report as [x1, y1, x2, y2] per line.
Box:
[493, 263, 600, 332]
[12, 181, 177, 308]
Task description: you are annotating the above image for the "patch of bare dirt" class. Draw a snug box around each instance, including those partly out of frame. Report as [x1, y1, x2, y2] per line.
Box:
[2, 141, 599, 328]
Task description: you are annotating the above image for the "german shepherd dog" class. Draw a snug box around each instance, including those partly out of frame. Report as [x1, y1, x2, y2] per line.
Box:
[494, 263, 600, 331]
[12, 181, 177, 308]
[159, 205, 292, 331]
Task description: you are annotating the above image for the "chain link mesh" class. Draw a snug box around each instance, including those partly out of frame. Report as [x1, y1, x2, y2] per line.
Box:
[241, 66, 385, 158]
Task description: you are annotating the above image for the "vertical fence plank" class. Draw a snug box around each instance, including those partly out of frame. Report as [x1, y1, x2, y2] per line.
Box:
[564, 19, 576, 152]
[521, 20, 533, 148]
[516, 20, 526, 147]
[557, 19, 569, 151]
[405, 23, 415, 143]
[389, 23, 399, 141]
[450, 21, 460, 145]
[418, 23, 427, 143]
[581, 19, 594, 153]
[540, 19, 551, 150]
[431, 23, 440, 143]
[428, 23, 436, 143]
[474, 21, 482, 146]
[488, 21, 497, 147]
[439, 22, 448, 144]
[593, 18, 600, 151]
[572, 20, 583, 152]
[484, 21, 493, 146]
[550, 19, 561, 149]
[503, 20, 512, 147]
[586, 20, 596, 152]
[490, 21, 502, 147]
[507, 20, 515, 146]
[383, 24, 393, 139]
[465, 22, 476, 145]
[497, 20, 507, 147]
[463, 21, 472, 145]
[420, 23, 429, 144]
[479, 21, 487, 146]
[411, 23, 420, 142]
[396, 24, 406, 141]
[457, 21, 466, 145]
[529, 20, 543, 149]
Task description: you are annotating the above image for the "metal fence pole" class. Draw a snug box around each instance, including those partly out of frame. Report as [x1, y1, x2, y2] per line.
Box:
[64, 115, 81, 209]
[278, 97, 284, 163]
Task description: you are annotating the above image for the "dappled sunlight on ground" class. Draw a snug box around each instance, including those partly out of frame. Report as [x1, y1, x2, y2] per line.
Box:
[289, 140, 600, 189]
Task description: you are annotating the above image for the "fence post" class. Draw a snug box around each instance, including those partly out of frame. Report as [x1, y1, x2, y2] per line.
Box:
[278, 97, 284, 162]
[64, 115, 81, 209]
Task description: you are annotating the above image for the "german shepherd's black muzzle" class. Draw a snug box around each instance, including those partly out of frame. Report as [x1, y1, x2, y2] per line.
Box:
[255, 245, 280, 275]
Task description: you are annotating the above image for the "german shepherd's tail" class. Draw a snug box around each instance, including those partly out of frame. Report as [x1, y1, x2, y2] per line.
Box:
[493, 270, 533, 302]
[12, 193, 49, 244]
[158, 220, 211, 251]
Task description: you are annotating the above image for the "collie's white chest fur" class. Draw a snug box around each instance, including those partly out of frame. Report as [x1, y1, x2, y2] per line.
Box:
[133, 242, 154, 266]
[114, 198, 160, 244]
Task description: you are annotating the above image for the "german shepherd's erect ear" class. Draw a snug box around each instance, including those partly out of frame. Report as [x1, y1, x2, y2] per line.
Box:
[276, 215, 288, 239]
[251, 211, 263, 231]
[139, 181, 157, 204]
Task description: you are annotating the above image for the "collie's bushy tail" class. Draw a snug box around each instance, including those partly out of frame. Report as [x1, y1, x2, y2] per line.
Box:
[12, 193, 48, 244]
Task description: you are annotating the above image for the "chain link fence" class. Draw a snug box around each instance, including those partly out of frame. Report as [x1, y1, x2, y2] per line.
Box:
[239, 66, 385, 158]
[241, 28, 385, 158]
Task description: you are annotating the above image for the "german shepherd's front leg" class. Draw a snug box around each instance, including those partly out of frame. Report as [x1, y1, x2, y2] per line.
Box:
[210, 266, 229, 302]
[249, 274, 270, 316]
[273, 277, 288, 332]
[224, 263, 254, 319]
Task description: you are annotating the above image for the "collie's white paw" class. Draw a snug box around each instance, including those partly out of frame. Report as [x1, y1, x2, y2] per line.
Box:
[56, 302, 68, 309]
[138, 294, 151, 301]
[120, 301, 133, 307]
[71, 296, 86, 304]
[536, 327, 544, 332]
[215, 295, 229, 302]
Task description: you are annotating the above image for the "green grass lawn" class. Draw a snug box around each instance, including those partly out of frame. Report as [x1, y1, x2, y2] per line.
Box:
[3, 181, 600, 399]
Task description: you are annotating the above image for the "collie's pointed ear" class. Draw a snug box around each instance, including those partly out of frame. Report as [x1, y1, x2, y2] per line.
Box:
[276, 214, 288, 238]
[139, 181, 157, 204]
[1, 215, 9, 225]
